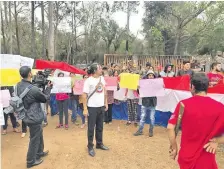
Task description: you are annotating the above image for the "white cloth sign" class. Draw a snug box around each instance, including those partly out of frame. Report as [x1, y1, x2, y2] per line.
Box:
[0, 54, 34, 69]
[51, 77, 72, 93]
[139, 79, 165, 97]
[0, 90, 11, 108]
[0, 104, 5, 125]
[114, 88, 127, 101]
[208, 94, 224, 105]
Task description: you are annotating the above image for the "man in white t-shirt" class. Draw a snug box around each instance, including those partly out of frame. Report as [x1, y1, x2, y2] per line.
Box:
[83, 63, 109, 157]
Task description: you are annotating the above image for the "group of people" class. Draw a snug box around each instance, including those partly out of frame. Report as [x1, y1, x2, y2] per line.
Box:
[1, 59, 224, 168]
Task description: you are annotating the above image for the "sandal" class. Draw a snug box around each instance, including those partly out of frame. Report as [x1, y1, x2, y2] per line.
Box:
[55, 124, 63, 129]
[13, 128, 20, 133]
[65, 125, 69, 130]
[2, 130, 7, 135]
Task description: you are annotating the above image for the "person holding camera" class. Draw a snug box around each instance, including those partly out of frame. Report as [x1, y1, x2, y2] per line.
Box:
[83, 63, 109, 157]
[17, 66, 51, 168]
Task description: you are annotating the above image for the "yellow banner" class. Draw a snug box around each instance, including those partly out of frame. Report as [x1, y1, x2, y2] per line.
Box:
[0, 69, 41, 86]
[119, 73, 140, 90]
[0, 69, 21, 86]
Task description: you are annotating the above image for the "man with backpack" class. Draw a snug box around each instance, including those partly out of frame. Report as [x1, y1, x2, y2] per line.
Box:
[16, 66, 52, 168]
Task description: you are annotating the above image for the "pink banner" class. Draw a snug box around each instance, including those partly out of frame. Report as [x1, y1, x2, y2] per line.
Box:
[104, 77, 118, 91]
[0, 90, 11, 108]
[73, 80, 84, 95]
[139, 79, 165, 97]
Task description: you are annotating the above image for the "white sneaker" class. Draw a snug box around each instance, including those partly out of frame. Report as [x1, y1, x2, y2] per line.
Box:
[21, 133, 26, 138]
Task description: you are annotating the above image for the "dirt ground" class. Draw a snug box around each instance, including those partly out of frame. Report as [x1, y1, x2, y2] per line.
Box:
[2, 114, 224, 169]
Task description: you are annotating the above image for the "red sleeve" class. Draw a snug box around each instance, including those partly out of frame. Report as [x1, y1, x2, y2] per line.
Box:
[207, 73, 211, 80]
[168, 102, 181, 125]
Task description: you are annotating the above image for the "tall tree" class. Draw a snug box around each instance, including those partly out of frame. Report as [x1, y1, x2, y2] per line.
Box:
[14, 1, 20, 54]
[48, 1, 55, 60]
[41, 1, 46, 58]
[113, 1, 139, 54]
[8, 1, 13, 54]
[31, 1, 36, 58]
[1, 2, 6, 53]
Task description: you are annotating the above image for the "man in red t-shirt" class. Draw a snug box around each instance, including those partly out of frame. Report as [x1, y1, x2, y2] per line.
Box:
[167, 73, 224, 169]
[207, 62, 223, 87]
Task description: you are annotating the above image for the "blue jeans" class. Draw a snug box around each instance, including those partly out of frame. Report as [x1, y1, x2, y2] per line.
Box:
[139, 106, 155, 132]
[69, 99, 78, 121]
[41, 103, 47, 123]
[77, 106, 85, 124]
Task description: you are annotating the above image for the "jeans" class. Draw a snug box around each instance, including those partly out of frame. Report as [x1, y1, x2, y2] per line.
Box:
[22, 121, 27, 133]
[69, 99, 78, 122]
[27, 123, 44, 164]
[78, 105, 85, 124]
[104, 104, 113, 123]
[57, 100, 69, 125]
[87, 107, 104, 148]
[41, 103, 47, 123]
[138, 106, 156, 133]
[2, 112, 17, 130]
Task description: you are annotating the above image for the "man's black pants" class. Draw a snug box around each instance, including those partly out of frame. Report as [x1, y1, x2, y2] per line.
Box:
[27, 123, 44, 164]
[87, 107, 104, 149]
[104, 104, 113, 123]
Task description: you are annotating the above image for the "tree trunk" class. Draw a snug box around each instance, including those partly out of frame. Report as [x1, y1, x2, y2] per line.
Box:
[125, 2, 130, 55]
[14, 1, 20, 54]
[48, 1, 55, 61]
[173, 28, 181, 55]
[31, 1, 36, 58]
[8, 1, 12, 54]
[1, 2, 6, 53]
[82, 2, 88, 64]
[54, 2, 59, 60]
[41, 1, 46, 58]
[73, 3, 78, 64]
[70, 2, 74, 64]
[3, 2, 8, 25]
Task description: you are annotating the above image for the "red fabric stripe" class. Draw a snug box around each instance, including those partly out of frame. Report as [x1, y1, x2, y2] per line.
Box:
[36, 60, 86, 75]
[208, 84, 224, 94]
[163, 75, 190, 91]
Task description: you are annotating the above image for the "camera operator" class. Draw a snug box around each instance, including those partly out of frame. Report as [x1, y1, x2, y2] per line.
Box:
[17, 66, 51, 168]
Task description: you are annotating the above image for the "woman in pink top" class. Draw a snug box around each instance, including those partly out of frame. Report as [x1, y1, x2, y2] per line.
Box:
[56, 72, 69, 129]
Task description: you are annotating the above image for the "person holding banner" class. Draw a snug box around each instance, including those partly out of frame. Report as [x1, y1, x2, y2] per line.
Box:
[134, 70, 157, 137]
[207, 62, 223, 87]
[1, 86, 20, 135]
[83, 63, 109, 157]
[55, 72, 69, 130]
[167, 73, 224, 169]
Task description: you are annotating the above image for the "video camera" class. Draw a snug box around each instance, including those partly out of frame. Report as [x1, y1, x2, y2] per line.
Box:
[32, 69, 52, 89]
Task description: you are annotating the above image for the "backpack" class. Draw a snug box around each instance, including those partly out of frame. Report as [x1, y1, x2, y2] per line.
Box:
[3, 85, 33, 120]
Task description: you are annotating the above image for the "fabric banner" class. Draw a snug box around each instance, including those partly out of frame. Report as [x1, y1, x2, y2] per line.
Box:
[51, 77, 72, 93]
[0, 90, 11, 108]
[156, 89, 192, 112]
[207, 94, 224, 104]
[139, 78, 165, 97]
[163, 75, 190, 91]
[0, 69, 21, 86]
[208, 84, 224, 94]
[104, 77, 118, 91]
[36, 59, 86, 75]
[0, 104, 5, 125]
[73, 80, 84, 95]
[119, 73, 140, 90]
[114, 88, 127, 101]
[0, 54, 34, 69]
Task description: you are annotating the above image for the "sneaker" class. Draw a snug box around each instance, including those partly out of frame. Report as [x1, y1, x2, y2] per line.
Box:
[149, 132, 153, 137]
[21, 133, 26, 138]
[109, 122, 112, 125]
[133, 130, 143, 136]
[43, 123, 48, 127]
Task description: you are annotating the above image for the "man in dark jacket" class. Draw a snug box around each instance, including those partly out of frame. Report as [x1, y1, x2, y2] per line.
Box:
[17, 66, 51, 168]
[134, 70, 157, 137]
